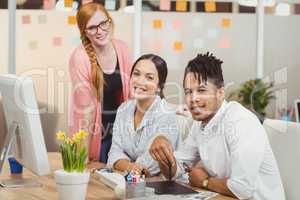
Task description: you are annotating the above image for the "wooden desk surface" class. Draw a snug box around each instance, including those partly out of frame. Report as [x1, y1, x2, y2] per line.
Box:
[0, 153, 236, 200]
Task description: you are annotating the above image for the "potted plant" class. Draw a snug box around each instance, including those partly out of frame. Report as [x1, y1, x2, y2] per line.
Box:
[228, 79, 275, 122]
[54, 130, 89, 200]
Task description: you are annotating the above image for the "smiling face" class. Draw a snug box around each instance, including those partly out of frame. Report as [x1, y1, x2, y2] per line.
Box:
[85, 11, 112, 47]
[184, 72, 224, 123]
[130, 59, 160, 100]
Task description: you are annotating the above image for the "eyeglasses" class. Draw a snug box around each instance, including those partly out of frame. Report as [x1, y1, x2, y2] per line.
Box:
[85, 19, 111, 35]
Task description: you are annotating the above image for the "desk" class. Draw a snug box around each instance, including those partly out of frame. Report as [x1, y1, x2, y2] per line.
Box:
[0, 153, 236, 200]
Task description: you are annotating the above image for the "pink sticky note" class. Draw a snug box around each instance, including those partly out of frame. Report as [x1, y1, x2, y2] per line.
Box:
[172, 19, 182, 30]
[218, 35, 231, 49]
[160, 0, 171, 11]
[82, 0, 93, 5]
[22, 15, 31, 24]
[43, 0, 55, 10]
[53, 37, 62, 47]
[152, 40, 163, 51]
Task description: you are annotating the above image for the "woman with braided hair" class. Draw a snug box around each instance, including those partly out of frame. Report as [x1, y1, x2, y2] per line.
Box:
[69, 2, 132, 164]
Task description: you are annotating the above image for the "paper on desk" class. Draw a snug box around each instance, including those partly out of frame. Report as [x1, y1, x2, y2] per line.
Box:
[130, 191, 218, 200]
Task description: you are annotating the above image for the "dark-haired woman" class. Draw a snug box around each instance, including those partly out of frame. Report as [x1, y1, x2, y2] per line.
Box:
[107, 54, 180, 176]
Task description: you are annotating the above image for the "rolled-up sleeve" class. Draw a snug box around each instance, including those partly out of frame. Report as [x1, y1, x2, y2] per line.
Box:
[226, 116, 267, 199]
[173, 122, 201, 179]
[136, 113, 180, 176]
[107, 107, 130, 168]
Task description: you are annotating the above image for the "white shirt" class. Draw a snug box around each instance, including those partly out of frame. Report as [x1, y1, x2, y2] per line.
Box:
[107, 96, 180, 176]
[174, 100, 285, 200]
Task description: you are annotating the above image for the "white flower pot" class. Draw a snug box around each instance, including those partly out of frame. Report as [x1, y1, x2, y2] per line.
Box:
[54, 170, 90, 200]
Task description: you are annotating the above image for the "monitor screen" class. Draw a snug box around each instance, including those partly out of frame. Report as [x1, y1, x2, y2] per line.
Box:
[0, 74, 50, 177]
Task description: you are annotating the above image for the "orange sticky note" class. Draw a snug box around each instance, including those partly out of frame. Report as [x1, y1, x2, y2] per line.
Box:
[160, 0, 171, 11]
[64, 0, 73, 7]
[176, 0, 187, 12]
[153, 19, 162, 29]
[222, 18, 231, 28]
[68, 16, 77, 25]
[173, 41, 183, 51]
[22, 15, 31, 24]
[205, 0, 216, 12]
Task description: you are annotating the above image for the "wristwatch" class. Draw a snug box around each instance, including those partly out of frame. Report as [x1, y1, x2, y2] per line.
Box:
[202, 177, 209, 189]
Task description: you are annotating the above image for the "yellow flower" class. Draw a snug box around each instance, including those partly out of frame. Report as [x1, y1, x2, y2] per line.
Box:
[65, 138, 74, 145]
[56, 131, 66, 141]
[78, 130, 88, 139]
[73, 130, 88, 142]
[72, 133, 81, 143]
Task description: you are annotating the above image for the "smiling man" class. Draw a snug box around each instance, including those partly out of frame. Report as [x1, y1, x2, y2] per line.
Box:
[149, 53, 285, 200]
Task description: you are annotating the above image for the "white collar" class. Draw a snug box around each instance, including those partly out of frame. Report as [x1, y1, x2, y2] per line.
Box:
[200, 100, 228, 132]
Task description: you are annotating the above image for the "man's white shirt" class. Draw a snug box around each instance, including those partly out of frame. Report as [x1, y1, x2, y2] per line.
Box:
[174, 100, 285, 200]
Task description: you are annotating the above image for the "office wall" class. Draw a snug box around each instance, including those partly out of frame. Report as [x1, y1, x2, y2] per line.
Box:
[0, 10, 299, 151]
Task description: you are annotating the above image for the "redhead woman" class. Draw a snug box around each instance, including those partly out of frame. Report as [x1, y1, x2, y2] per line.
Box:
[69, 2, 132, 163]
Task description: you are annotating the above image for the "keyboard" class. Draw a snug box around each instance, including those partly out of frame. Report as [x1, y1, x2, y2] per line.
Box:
[94, 170, 125, 189]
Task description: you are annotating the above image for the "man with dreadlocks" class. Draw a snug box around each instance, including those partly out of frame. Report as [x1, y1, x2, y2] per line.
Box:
[149, 53, 285, 200]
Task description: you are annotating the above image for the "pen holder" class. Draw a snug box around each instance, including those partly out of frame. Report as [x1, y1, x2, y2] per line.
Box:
[125, 181, 146, 199]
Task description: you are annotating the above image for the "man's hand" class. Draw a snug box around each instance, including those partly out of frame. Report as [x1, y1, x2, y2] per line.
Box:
[149, 136, 175, 167]
[188, 167, 209, 188]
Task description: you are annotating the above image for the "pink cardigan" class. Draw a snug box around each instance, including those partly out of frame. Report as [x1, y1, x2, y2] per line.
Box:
[68, 39, 132, 161]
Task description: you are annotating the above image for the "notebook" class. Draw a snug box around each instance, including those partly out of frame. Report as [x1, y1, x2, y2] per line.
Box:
[146, 181, 198, 195]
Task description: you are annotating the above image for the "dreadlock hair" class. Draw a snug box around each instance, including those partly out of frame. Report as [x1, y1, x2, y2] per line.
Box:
[183, 52, 224, 89]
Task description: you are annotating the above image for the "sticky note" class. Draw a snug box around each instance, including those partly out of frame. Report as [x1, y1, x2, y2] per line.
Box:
[172, 19, 182, 30]
[53, 37, 62, 47]
[22, 15, 31, 24]
[105, 0, 116, 10]
[153, 19, 162, 29]
[173, 41, 183, 51]
[193, 38, 204, 49]
[29, 41, 38, 50]
[43, 0, 55, 10]
[152, 40, 163, 51]
[222, 18, 231, 28]
[218, 36, 230, 49]
[205, 0, 216, 12]
[207, 29, 219, 38]
[68, 16, 77, 25]
[38, 15, 47, 24]
[176, 0, 187, 12]
[64, 0, 73, 7]
[160, 0, 171, 11]
[81, 0, 93, 5]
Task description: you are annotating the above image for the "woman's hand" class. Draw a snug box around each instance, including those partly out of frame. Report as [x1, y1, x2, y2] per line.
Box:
[129, 163, 150, 177]
[87, 161, 106, 172]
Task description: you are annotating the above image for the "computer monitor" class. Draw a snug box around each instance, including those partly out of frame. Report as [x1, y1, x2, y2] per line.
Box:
[295, 99, 300, 123]
[0, 74, 50, 187]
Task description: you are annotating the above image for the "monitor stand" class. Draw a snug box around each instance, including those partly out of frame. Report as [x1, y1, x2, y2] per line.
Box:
[0, 122, 42, 188]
